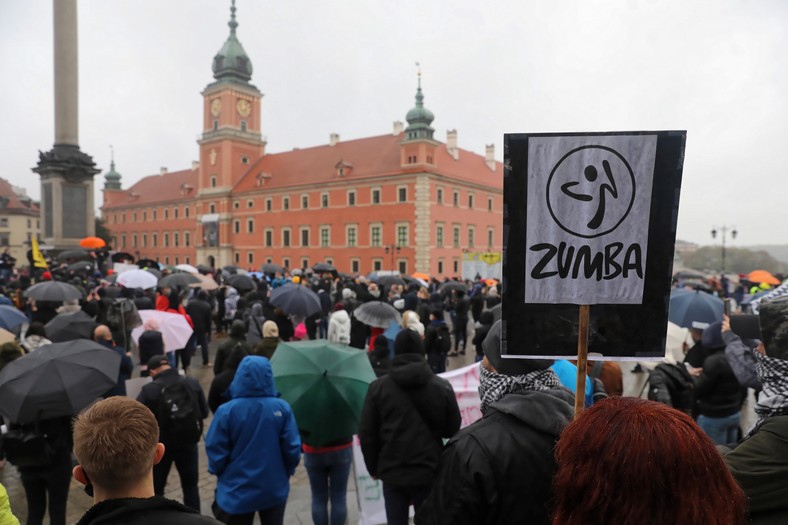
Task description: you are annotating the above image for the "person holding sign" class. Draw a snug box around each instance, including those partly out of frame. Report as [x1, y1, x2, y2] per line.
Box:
[416, 321, 574, 525]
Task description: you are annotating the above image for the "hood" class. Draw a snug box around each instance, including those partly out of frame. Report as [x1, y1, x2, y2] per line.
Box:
[331, 309, 350, 325]
[478, 310, 494, 325]
[262, 320, 279, 338]
[229, 355, 278, 398]
[229, 319, 246, 339]
[490, 387, 575, 434]
[388, 353, 433, 389]
[250, 302, 264, 317]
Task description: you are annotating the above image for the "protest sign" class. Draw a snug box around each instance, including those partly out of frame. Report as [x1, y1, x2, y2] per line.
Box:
[502, 131, 685, 360]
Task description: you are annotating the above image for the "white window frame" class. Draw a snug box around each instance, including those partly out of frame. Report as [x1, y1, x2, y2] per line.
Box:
[346, 224, 358, 247]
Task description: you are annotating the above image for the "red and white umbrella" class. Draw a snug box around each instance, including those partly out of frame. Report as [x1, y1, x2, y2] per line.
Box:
[131, 310, 193, 353]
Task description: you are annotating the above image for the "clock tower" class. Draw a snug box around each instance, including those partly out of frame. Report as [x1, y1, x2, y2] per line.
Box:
[197, 0, 265, 268]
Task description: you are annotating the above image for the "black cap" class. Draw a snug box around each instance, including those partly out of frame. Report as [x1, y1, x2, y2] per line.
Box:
[146, 355, 169, 371]
[730, 315, 761, 340]
[482, 321, 553, 375]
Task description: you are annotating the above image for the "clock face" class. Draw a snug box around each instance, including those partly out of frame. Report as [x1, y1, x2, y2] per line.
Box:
[210, 99, 222, 117]
[237, 99, 251, 117]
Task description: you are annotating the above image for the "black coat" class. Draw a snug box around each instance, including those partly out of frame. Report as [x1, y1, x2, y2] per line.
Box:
[416, 387, 575, 525]
[75, 496, 219, 525]
[186, 299, 213, 335]
[359, 354, 461, 486]
[695, 349, 744, 417]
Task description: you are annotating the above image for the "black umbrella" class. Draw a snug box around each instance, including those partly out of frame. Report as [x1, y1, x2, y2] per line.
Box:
[144, 267, 163, 279]
[0, 340, 120, 424]
[111, 252, 135, 263]
[373, 275, 406, 288]
[67, 261, 95, 275]
[227, 274, 256, 293]
[57, 249, 91, 262]
[439, 281, 469, 295]
[270, 283, 321, 317]
[196, 264, 213, 275]
[45, 310, 98, 343]
[261, 263, 285, 274]
[158, 273, 200, 289]
[353, 301, 403, 329]
[24, 281, 83, 302]
[136, 258, 160, 269]
[313, 262, 336, 273]
[222, 265, 240, 275]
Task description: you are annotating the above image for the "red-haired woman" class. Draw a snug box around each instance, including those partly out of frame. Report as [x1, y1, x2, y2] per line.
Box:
[552, 397, 746, 525]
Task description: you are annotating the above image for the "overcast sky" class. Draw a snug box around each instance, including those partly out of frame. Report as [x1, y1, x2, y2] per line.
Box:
[1, 0, 786, 247]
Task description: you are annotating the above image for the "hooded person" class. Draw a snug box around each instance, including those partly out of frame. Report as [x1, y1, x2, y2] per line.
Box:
[253, 321, 280, 360]
[369, 334, 391, 377]
[358, 329, 461, 525]
[416, 320, 574, 525]
[244, 302, 266, 347]
[205, 356, 301, 524]
[327, 304, 351, 345]
[214, 320, 251, 375]
[726, 297, 788, 523]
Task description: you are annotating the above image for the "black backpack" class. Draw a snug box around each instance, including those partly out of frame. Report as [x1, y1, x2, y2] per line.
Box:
[434, 326, 451, 355]
[1, 424, 55, 467]
[157, 380, 203, 448]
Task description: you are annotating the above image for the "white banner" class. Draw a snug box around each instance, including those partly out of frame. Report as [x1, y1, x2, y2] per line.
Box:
[524, 135, 657, 304]
[354, 363, 482, 524]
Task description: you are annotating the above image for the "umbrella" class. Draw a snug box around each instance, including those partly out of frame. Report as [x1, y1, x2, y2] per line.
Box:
[67, 261, 95, 275]
[746, 270, 781, 286]
[227, 274, 256, 292]
[271, 341, 376, 447]
[131, 310, 194, 353]
[45, 310, 98, 343]
[24, 281, 83, 302]
[79, 237, 106, 249]
[136, 258, 160, 269]
[189, 273, 219, 291]
[196, 264, 213, 274]
[353, 301, 402, 329]
[383, 320, 402, 355]
[673, 270, 706, 281]
[158, 273, 200, 289]
[144, 267, 162, 279]
[313, 262, 336, 273]
[0, 340, 121, 424]
[371, 274, 406, 288]
[111, 252, 135, 263]
[439, 281, 469, 295]
[174, 263, 199, 274]
[270, 283, 321, 317]
[0, 328, 15, 345]
[490, 303, 502, 323]
[261, 263, 285, 274]
[0, 305, 27, 331]
[57, 249, 91, 262]
[222, 265, 240, 275]
[412, 272, 430, 281]
[668, 289, 724, 329]
[116, 269, 159, 289]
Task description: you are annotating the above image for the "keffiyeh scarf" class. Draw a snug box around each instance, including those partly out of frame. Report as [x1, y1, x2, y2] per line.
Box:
[753, 349, 788, 430]
[478, 364, 560, 414]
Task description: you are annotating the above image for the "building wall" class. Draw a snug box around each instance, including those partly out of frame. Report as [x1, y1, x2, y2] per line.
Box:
[0, 213, 40, 265]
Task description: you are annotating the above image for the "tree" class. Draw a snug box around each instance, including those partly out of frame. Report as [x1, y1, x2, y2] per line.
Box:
[680, 246, 787, 274]
[95, 216, 112, 247]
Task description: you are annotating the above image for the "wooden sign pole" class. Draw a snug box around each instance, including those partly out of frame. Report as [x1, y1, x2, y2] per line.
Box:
[574, 304, 591, 417]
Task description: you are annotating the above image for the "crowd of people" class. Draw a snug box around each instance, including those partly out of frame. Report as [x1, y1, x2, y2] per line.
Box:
[0, 255, 787, 524]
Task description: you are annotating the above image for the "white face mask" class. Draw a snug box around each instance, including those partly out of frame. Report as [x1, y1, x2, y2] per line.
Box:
[370, 289, 380, 298]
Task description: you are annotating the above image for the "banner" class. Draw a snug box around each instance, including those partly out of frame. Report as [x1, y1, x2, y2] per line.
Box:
[503, 131, 686, 360]
[30, 237, 48, 269]
[353, 363, 482, 524]
[462, 252, 502, 281]
[202, 214, 220, 247]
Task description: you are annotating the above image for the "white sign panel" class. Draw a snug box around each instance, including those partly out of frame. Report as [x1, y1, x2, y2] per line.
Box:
[524, 135, 657, 304]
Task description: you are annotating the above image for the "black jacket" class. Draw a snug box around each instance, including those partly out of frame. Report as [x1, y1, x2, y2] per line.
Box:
[186, 299, 213, 335]
[76, 496, 219, 525]
[136, 369, 209, 444]
[416, 387, 575, 525]
[358, 354, 461, 486]
[695, 349, 744, 418]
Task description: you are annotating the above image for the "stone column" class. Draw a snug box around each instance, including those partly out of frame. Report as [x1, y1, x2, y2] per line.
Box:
[53, 0, 79, 146]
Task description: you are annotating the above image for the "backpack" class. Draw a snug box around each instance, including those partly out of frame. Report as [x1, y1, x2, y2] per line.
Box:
[157, 380, 203, 448]
[1, 424, 55, 468]
[434, 326, 451, 355]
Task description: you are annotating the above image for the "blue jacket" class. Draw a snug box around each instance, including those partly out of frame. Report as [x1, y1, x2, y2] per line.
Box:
[205, 356, 301, 514]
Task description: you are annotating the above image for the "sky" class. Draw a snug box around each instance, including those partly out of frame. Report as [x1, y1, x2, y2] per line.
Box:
[1, 0, 786, 247]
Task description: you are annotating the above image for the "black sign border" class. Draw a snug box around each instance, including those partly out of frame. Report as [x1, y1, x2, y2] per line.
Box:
[502, 131, 686, 359]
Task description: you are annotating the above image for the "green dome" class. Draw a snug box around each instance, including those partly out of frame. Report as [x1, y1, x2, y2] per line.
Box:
[405, 85, 435, 128]
[104, 159, 122, 190]
[212, 1, 253, 83]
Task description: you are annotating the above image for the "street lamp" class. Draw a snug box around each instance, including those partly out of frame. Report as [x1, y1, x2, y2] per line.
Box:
[711, 226, 737, 274]
[384, 244, 400, 272]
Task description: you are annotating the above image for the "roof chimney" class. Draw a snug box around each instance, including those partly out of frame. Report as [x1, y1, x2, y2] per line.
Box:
[160, 167, 168, 175]
[329, 133, 340, 146]
[393, 121, 404, 135]
[485, 145, 495, 171]
[191, 160, 200, 170]
[446, 129, 459, 160]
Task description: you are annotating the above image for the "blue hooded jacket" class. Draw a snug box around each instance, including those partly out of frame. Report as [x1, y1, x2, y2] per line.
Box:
[205, 356, 301, 514]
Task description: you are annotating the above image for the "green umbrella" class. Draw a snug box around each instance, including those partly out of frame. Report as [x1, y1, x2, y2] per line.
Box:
[271, 340, 376, 447]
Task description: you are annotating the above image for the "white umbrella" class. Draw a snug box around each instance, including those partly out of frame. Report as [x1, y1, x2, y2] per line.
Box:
[131, 310, 193, 353]
[175, 263, 199, 274]
[189, 273, 219, 291]
[116, 269, 159, 289]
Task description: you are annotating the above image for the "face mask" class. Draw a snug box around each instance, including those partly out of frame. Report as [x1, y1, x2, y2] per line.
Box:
[370, 289, 380, 298]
